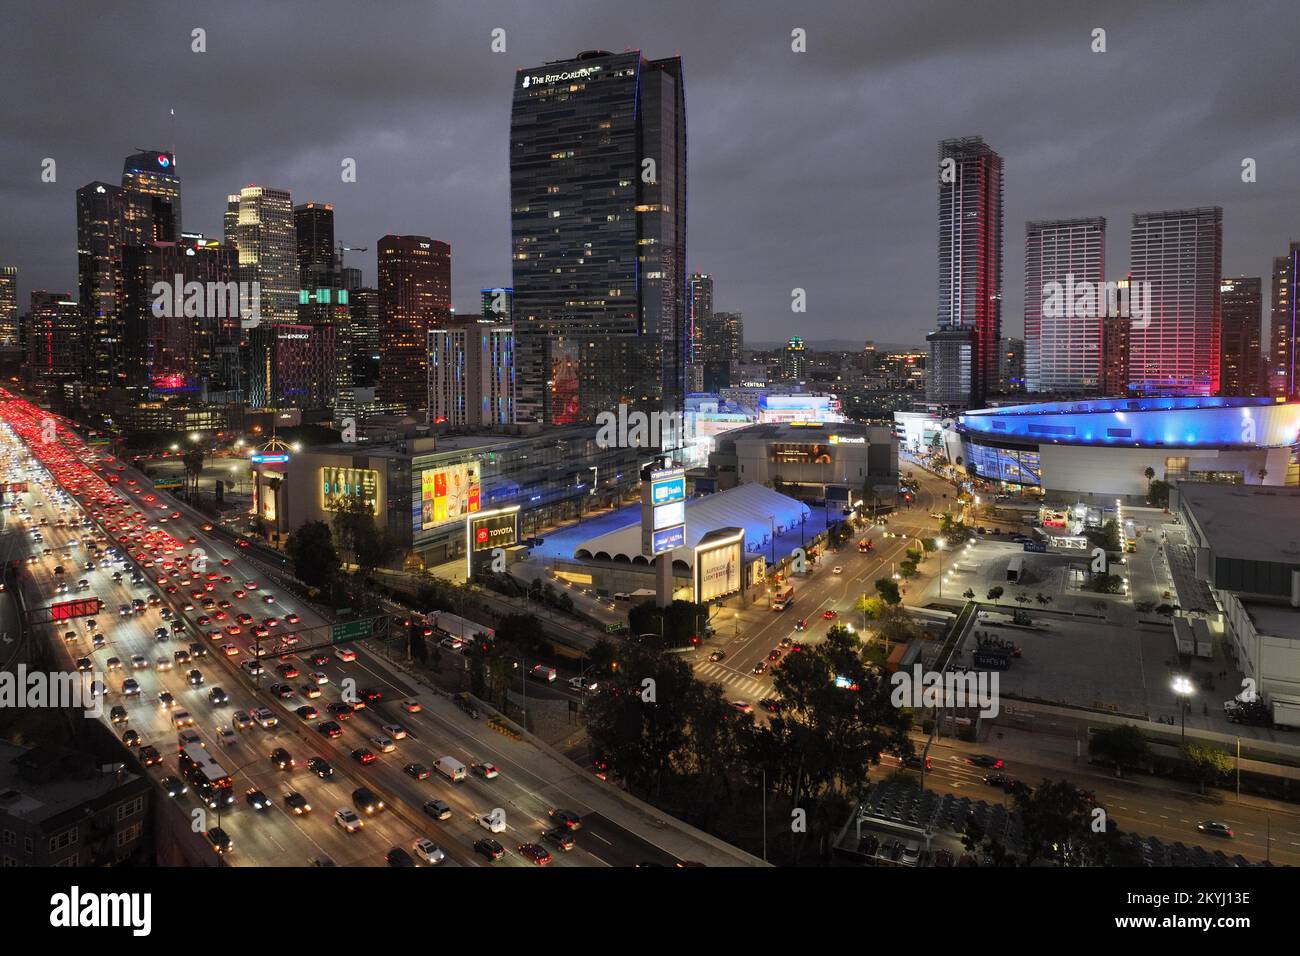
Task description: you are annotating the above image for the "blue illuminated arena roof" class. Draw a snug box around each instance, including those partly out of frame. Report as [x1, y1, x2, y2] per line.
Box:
[957, 397, 1300, 449]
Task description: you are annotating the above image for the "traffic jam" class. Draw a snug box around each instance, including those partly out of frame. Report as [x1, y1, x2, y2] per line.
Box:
[0, 391, 579, 867]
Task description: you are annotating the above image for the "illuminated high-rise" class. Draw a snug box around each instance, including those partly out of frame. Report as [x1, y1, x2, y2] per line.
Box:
[121, 149, 180, 244]
[1024, 217, 1105, 393]
[1219, 276, 1263, 397]
[1128, 207, 1222, 396]
[510, 49, 686, 426]
[0, 266, 17, 348]
[929, 136, 1003, 405]
[1269, 244, 1299, 398]
[377, 235, 451, 415]
[233, 185, 298, 324]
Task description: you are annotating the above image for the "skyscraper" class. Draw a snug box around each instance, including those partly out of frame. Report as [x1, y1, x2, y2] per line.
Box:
[1219, 276, 1263, 397]
[1128, 207, 1222, 396]
[510, 49, 686, 426]
[76, 182, 127, 390]
[223, 195, 241, 250]
[1100, 312, 1131, 396]
[295, 202, 335, 288]
[480, 287, 513, 324]
[377, 235, 451, 414]
[233, 185, 298, 324]
[931, 136, 1003, 405]
[27, 291, 81, 394]
[1024, 217, 1105, 393]
[0, 266, 17, 347]
[1269, 244, 1298, 398]
[781, 336, 807, 381]
[121, 149, 180, 244]
[427, 323, 515, 428]
[349, 287, 380, 391]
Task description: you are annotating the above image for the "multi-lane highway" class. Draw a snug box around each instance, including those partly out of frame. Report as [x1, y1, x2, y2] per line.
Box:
[0, 392, 707, 868]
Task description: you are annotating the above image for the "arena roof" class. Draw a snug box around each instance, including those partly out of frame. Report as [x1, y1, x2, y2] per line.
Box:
[958, 397, 1300, 449]
[573, 482, 814, 566]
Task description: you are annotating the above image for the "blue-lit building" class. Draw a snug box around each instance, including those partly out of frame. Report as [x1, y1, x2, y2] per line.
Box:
[946, 396, 1300, 501]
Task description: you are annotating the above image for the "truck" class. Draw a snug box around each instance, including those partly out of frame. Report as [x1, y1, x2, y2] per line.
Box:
[528, 664, 557, 683]
[770, 585, 795, 611]
[426, 611, 494, 644]
[1006, 554, 1024, 583]
[433, 756, 466, 782]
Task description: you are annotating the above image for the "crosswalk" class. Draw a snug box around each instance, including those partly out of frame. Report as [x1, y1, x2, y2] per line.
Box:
[692, 660, 769, 699]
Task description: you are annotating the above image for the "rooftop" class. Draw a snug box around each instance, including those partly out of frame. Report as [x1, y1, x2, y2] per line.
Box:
[1178, 482, 1300, 566]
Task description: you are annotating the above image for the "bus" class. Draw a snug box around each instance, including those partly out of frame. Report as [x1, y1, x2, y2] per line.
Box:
[178, 743, 232, 799]
[770, 585, 795, 611]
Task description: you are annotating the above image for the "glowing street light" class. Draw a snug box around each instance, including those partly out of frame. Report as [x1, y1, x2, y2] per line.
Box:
[1172, 675, 1194, 744]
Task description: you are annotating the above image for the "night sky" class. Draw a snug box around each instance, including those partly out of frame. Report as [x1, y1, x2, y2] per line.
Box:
[2, 0, 1297, 346]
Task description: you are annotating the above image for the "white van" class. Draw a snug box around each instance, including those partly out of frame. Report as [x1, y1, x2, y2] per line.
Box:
[433, 756, 466, 782]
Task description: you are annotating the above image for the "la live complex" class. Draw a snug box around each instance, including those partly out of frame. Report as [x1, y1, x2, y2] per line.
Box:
[1, 4, 1299, 887]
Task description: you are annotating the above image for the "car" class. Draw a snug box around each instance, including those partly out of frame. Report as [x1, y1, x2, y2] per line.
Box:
[474, 838, 506, 861]
[186, 669, 204, 686]
[758, 697, 782, 714]
[386, 847, 416, 867]
[404, 762, 431, 781]
[254, 708, 277, 729]
[130, 654, 148, 670]
[155, 657, 173, 672]
[708, 649, 726, 662]
[352, 747, 376, 765]
[517, 842, 553, 865]
[283, 613, 300, 625]
[206, 828, 232, 855]
[284, 791, 312, 815]
[832, 566, 843, 575]
[262, 595, 275, 604]
[276, 663, 299, 679]
[968, 754, 1003, 769]
[412, 838, 445, 865]
[477, 812, 506, 833]
[307, 757, 334, 778]
[730, 700, 753, 714]
[121, 678, 140, 696]
[543, 827, 577, 852]
[161, 775, 188, 798]
[902, 753, 933, 771]
[327, 703, 354, 720]
[221, 643, 240, 657]
[245, 787, 272, 810]
[231, 710, 253, 731]
[109, 705, 129, 724]
[549, 808, 582, 831]
[217, 727, 237, 747]
[352, 787, 384, 814]
[310, 653, 330, 667]
[335, 808, 364, 833]
[139, 745, 162, 767]
[1197, 820, 1234, 838]
[751, 661, 767, 676]
[300, 684, 322, 699]
[336, 647, 356, 662]
[105, 657, 123, 671]
[121, 728, 140, 747]
[315, 720, 343, 739]
[295, 705, 319, 720]
[423, 798, 452, 821]
[471, 762, 500, 780]
[208, 687, 228, 705]
[242, 660, 263, 676]
[270, 747, 294, 770]
[822, 609, 837, 620]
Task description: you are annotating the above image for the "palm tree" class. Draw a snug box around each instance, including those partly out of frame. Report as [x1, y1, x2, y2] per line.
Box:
[182, 446, 205, 500]
[1015, 592, 1031, 606]
[1143, 466, 1155, 484]
[1257, 467, 1268, 484]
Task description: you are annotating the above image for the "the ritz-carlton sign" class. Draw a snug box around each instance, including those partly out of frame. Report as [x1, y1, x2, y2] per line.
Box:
[521, 65, 602, 88]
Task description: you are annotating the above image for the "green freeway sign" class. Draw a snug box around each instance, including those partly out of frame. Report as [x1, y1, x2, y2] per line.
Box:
[331, 618, 376, 642]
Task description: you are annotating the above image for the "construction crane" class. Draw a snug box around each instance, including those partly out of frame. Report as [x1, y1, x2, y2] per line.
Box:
[335, 242, 367, 275]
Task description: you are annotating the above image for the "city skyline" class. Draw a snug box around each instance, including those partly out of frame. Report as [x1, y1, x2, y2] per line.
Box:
[3, 0, 1300, 345]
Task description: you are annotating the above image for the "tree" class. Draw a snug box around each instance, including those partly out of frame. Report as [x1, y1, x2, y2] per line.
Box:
[1182, 744, 1232, 794]
[494, 612, 549, 658]
[1257, 467, 1268, 484]
[1015, 592, 1031, 606]
[874, 578, 901, 605]
[1147, 479, 1171, 508]
[1143, 466, 1156, 484]
[1085, 519, 1121, 554]
[628, 599, 708, 649]
[1015, 779, 1114, 866]
[1089, 573, 1124, 594]
[332, 496, 396, 578]
[986, 586, 1004, 601]
[285, 520, 340, 590]
[1089, 724, 1149, 776]
[962, 588, 976, 600]
[1035, 592, 1052, 607]
[182, 446, 205, 499]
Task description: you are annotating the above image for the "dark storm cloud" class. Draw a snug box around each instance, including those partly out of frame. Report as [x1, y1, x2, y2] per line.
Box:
[1, 0, 1297, 345]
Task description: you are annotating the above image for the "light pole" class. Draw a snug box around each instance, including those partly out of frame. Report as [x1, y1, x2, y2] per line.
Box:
[936, 537, 946, 598]
[1172, 675, 1193, 744]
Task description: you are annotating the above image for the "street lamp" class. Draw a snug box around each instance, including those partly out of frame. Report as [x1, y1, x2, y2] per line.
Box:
[936, 537, 946, 597]
[1172, 675, 1194, 744]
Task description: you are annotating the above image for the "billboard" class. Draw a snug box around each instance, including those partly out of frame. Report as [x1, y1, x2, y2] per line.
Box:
[642, 466, 686, 556]
[466, 507, 520, 576]
[321, 467, 379, 513]
[50, 598, 103, 621]
[418, 462, 481, 529]
[694, 528, 744, 603]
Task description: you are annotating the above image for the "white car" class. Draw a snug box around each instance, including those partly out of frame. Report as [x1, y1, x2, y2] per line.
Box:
[568, 676, 598, 692]
[380, 723, 407, 740]
[832, 566, 843, 575]
[334, 808, 364, 833]
[156, 658, 173, 672]
[336, 648, 357, 662]
[370, 736, 396, 754]
[310, 671, 329, 685]
[477, 812, 506, 834]
[254, 708, 278, 729]
[217, 727, 237, 746]
[131, 655, 149, 670]
[413, 838, 445, 865]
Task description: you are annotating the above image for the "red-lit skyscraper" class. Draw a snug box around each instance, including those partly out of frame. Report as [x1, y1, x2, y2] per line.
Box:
[377, 235, 451, 415]
[929, 136, 1003, 406]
